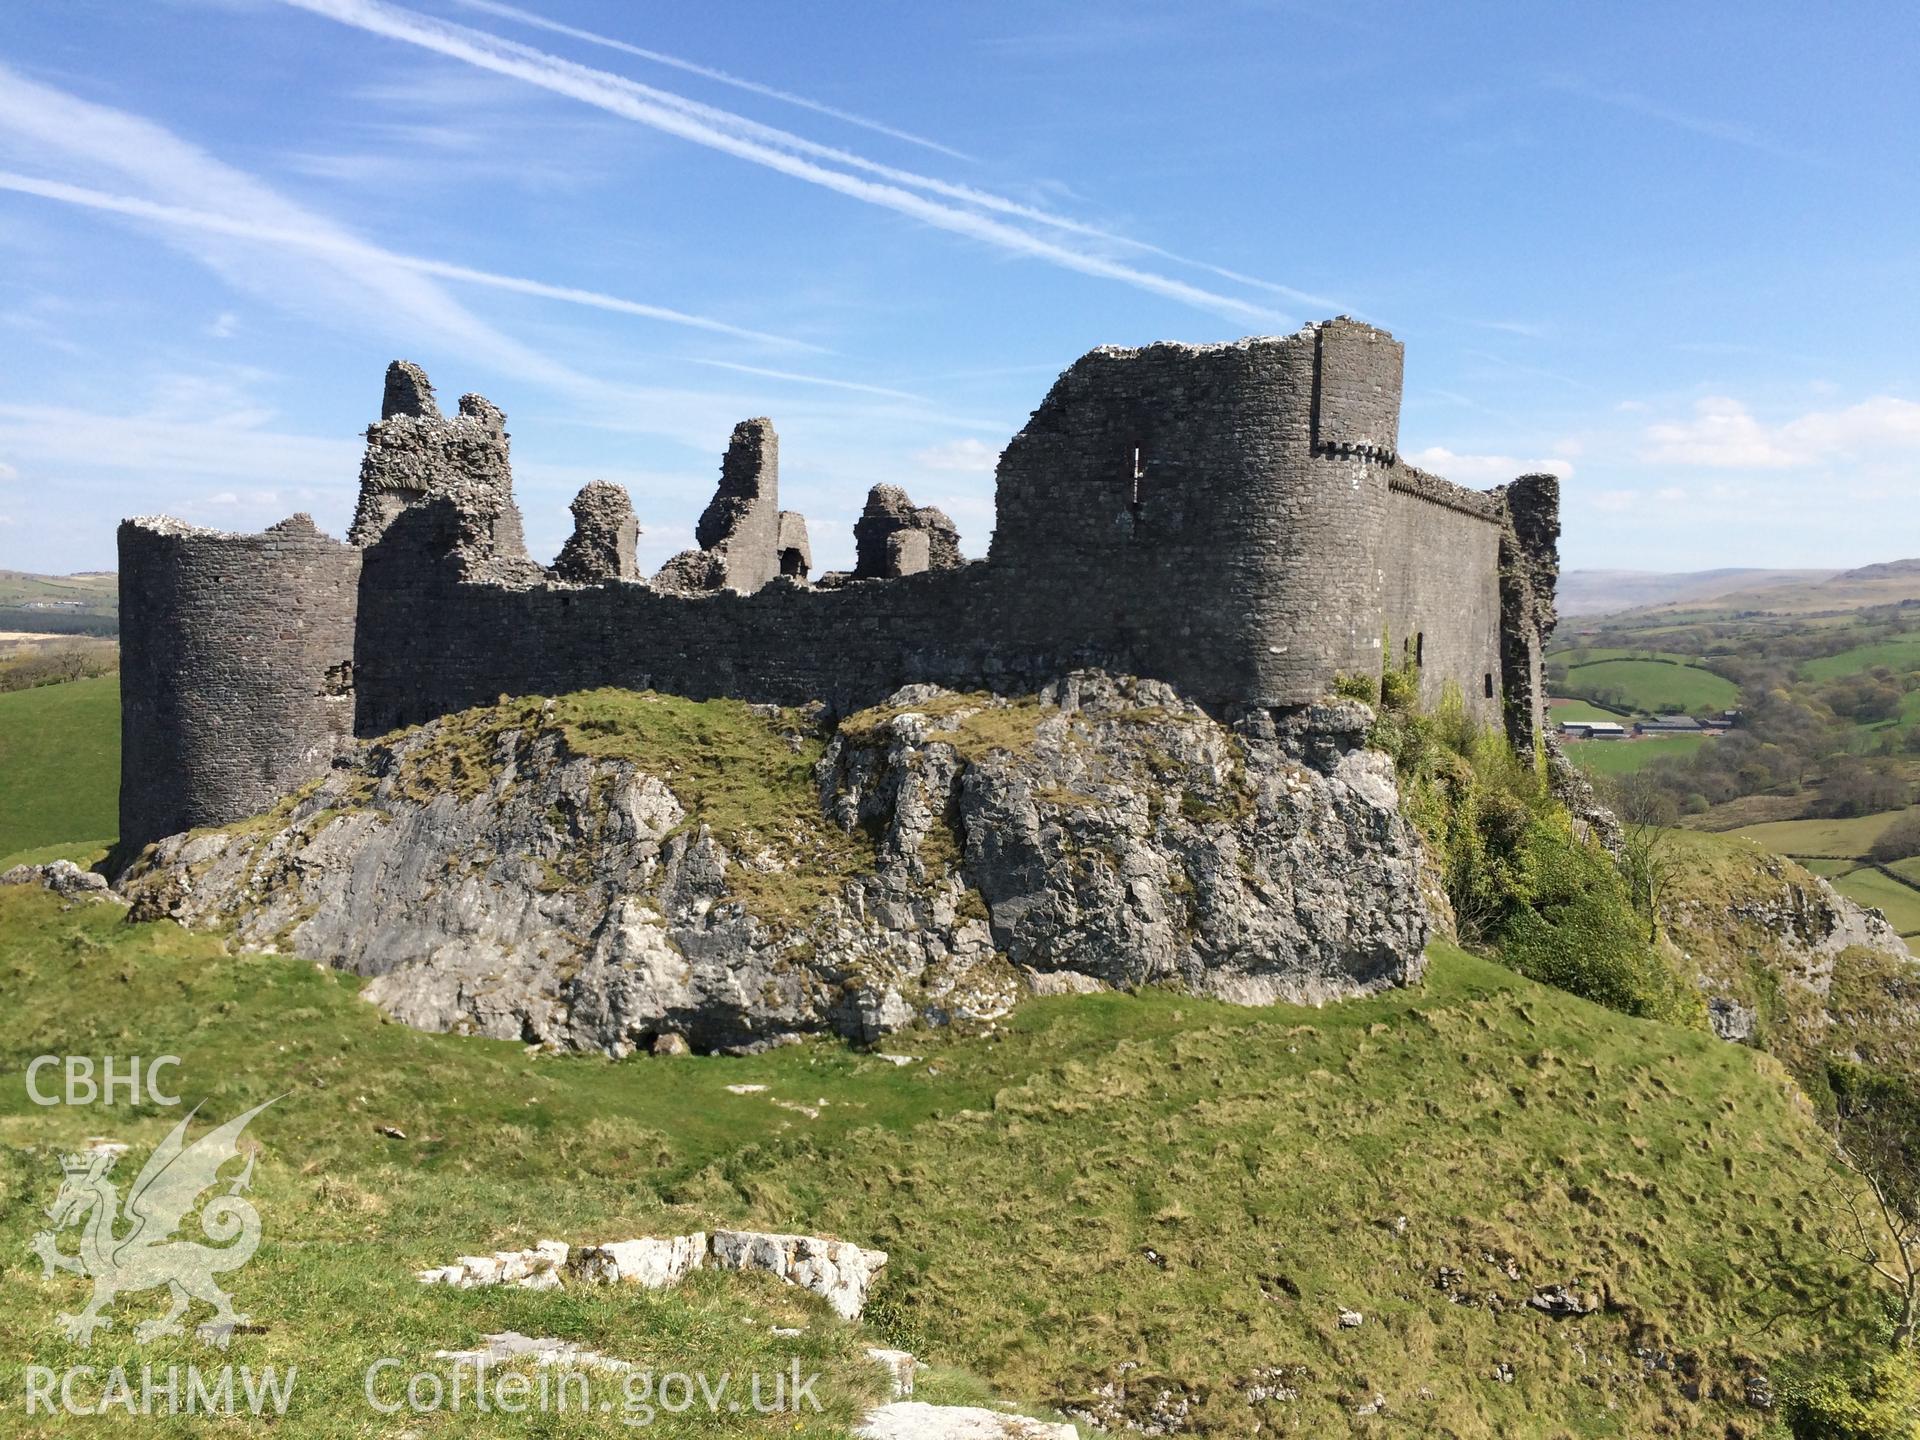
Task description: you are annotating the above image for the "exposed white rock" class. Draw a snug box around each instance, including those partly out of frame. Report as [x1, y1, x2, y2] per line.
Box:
[857, 1401, 1074, 1440]
[711, 1229, 888, 1320]
[569, 1234, 706, 1289]
[4, 860, 113, 900]
[435, 1331, 632, 1373]
[416, 1240, 569, 1290]
[866, 1347, 916, 1399]
[415, 1229, 885, 1318]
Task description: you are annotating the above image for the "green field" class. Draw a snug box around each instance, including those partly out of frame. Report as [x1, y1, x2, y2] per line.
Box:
[1802, 633, 1920, 682]
[0, 885, 1881, 1437]
[1729, 806, 1920, 859]
[1558, 657, 1738, 714]
[1552, 647, 1696, 665]
[0, 674, 119, 862]
[1543, 697, 1627, 724]
[1564, 732, 1710, 776]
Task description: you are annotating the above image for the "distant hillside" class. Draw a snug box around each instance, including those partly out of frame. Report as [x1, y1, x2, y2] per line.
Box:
[0, 568, 118, 636]
[1559, 566, 1833, 616]
[1562, 558, 1920, 619]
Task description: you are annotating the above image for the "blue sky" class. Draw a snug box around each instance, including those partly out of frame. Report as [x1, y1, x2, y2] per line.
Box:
[0, 0, 1914, 576]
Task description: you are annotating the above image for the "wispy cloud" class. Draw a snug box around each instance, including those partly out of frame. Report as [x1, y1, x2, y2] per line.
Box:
[0, 61, 588, 391]
[276, 0, 1298, 325]
[1544, 75, 1831, 169]
[0, 400, 359, 486]
[0, 170, 821, 352]
[452, 0, 977, 164]
[451, 0, 1342, 311]
[0, 460, 18, 481]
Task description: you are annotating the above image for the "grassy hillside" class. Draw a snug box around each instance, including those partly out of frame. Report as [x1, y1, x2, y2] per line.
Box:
[1802, 635, 1920, 683]
[1727, 809, 1917, 858]
[0, 569, 117, 611]
[0, 886, 1886, 1437]
[1544, 698, 1628, 724]
[0, 673, 118, 862]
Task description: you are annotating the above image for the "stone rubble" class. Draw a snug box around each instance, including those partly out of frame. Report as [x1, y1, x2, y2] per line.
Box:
[710, 1229, 889, 1321]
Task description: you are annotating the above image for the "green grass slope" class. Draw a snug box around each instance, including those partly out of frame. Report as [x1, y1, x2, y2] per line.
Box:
[0, 673, 118, 862]
[1802, 635, 1920, 682]
[0, 887, 1881, 1438]
[1729, 808, 1920, 859]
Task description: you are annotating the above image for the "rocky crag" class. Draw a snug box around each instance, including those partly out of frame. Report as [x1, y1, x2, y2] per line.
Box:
[1658, 835, 1920, 1074]
[120, 671, 1427, 1054]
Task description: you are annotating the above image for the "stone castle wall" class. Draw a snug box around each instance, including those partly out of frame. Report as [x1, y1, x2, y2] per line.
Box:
[114, 319, 1557, 858]
[1379, 467, 1507, 724]
[116, 515, 361, 860]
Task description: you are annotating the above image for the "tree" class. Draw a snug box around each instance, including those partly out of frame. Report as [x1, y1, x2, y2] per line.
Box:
[1869, 812, 1920, 865]
[1823, 1062, 1920, 1351]
[1609, 772, 1677, 942]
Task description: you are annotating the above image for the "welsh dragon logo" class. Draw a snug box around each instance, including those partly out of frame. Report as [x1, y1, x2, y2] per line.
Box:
[29, 1098, 277, 1348]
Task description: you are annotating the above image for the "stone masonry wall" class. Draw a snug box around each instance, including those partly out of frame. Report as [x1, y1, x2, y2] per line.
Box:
[989, 329, 1395, 708]
[116, 514, 361, 863]
[1380, 470, 1504, 726]
[695, 418, 781, 593]
[116, 320, 1557, 856]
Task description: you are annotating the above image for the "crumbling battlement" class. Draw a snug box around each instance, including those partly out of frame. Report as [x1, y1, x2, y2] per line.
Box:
[115, 319, 1561, 860]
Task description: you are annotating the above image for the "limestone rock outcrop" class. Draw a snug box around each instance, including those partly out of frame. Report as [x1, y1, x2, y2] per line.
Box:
[2, 859, 113, 900]
[414, 1228, 885, 1317]
[119, 671, 1429, 1053]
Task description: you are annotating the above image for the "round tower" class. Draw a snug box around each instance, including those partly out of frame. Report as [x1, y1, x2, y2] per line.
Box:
[988, 321, 1400, 709]
[115, 514, 362, 864]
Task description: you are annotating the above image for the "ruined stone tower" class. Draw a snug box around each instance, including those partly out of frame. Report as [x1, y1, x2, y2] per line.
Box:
[115, 321, 1559, 862]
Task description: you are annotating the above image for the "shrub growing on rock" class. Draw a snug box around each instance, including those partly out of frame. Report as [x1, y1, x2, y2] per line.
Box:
[1373, 665, 1703, 1027]
[1783, 1352, 1920, 1440]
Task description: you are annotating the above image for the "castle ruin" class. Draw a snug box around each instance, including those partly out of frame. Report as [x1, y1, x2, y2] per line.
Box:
[115, 319, 1560, 859]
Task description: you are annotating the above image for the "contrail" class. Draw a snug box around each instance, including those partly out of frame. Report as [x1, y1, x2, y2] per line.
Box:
[443, 3, 1343, 312]
[276, 0, 1290, 326]
[688, 359, 928, 403]
[0, 170, 823, 352]
[451, 0, 977, 164]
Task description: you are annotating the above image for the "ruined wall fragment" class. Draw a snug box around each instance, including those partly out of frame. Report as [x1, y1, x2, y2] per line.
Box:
[1493, 473, 1562, 755]
[554, 481, 639, 584]
[776, 510, 812, 578]
[347, 361, 531, 570]
[853, 485, 960, 578]
[694, 418, 781, 593]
